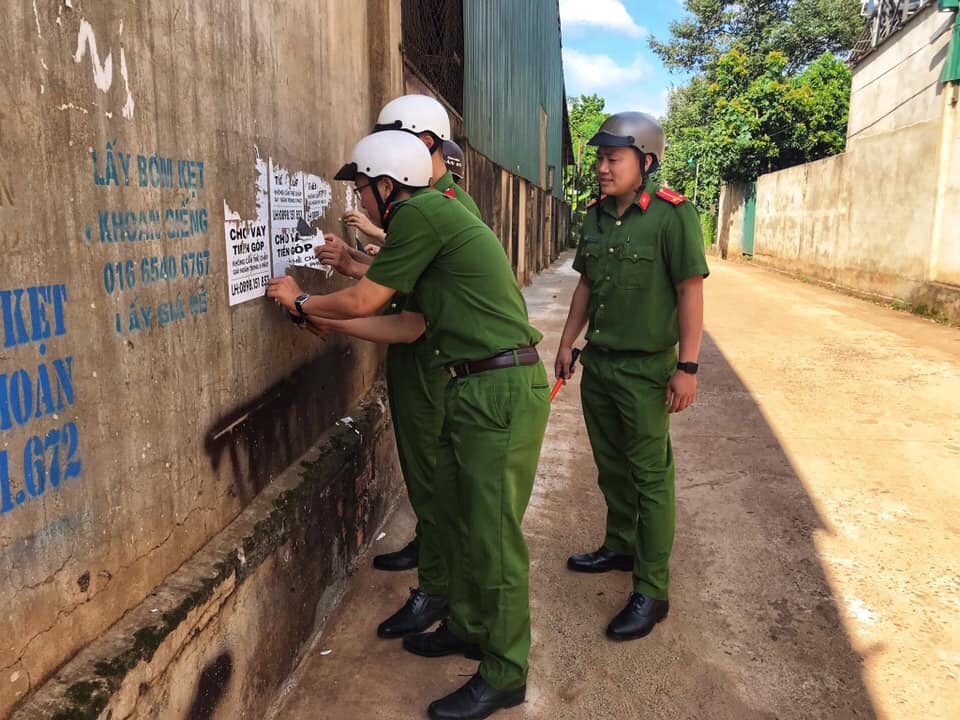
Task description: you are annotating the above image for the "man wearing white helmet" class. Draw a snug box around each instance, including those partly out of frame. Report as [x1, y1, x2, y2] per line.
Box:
[339, 94, 481, 249]
[268, 130, 549, 720]
[313, 95, 486, 649]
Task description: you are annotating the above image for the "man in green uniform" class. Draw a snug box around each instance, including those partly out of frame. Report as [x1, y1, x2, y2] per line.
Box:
[269, 131, 549, 719]
[555, 112, 709, 641]
[314, 95, 485, 644]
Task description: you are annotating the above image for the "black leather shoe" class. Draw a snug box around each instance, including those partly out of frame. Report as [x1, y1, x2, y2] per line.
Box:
[373, 538, 419, 571]
[428, 673, 525, 720]
[567, 546, 633, 573]
[402, 621, 482, 659]
[606, 593, 669, 640]
[377, 588, 447, 638]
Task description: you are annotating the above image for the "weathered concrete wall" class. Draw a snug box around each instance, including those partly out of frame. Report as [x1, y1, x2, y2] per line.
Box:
[12, 388, 399, 720]
[1, 0, 403, 716]
[752, 118, 942, 301]
[847, 4, 954, 144]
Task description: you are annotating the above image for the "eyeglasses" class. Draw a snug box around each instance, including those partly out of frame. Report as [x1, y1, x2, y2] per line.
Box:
[353, 182, 371, 201]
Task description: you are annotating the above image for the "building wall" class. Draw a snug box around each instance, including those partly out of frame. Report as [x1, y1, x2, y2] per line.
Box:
[847, 4, 954, 143]
[462, 147, 569, 286]
[0, 1, 404, 715]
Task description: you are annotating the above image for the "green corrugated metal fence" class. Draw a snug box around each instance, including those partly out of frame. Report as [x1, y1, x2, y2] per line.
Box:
[463, 0, 566, 198]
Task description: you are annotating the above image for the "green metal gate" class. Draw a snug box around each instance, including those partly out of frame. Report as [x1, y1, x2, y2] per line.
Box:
[742, 181, 757, 255]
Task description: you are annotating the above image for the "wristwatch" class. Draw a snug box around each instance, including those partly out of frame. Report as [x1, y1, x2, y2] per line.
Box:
[676, 361, 699, 375]
[294, 293, 310, 317]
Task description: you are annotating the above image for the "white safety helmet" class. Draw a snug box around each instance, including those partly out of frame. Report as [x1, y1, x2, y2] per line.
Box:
[374, 94, 451, 148]
[334, 130, 432, 187]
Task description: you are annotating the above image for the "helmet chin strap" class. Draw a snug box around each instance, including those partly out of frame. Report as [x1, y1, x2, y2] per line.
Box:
[372, 179, 402, 226]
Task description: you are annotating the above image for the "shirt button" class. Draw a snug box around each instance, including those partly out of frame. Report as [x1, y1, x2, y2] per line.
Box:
[390, 303, 397, 309]
[434, 350, 440, 356]
[615, 220, 622, 226]
[608, 247, 614, 253]
[599, 303, 605, 309]
[605, 275, 611, 280]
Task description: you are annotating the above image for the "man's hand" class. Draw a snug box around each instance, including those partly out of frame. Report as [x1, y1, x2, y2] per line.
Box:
[665, 370, 697, 413]
[316, 235, 355, 276]
[554, 345, 576, 381]
[266, 276, 303, 313]
[344, 210, 385, 241]
[364, 243, 381, 256]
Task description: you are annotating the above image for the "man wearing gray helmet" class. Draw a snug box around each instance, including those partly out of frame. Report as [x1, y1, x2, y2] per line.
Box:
[555, 112, 709, 641]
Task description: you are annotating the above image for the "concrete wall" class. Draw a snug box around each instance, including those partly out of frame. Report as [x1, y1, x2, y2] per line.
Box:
[716, 5, 960, 321]
[847, 5, 955, 143]
[1, 1, 405, 716]
[752, 119, 943, 301]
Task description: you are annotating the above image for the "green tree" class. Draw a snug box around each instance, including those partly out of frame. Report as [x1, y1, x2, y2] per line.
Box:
[564, 94, 607, 236]
[654, 1, 860, 210]
[650, 0, 863, 72]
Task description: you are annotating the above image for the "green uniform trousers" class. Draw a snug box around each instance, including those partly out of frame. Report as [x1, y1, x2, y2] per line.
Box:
[435, 362, 550, 690]
[580, 345, 677, 600]
[385, 340, 451, 596]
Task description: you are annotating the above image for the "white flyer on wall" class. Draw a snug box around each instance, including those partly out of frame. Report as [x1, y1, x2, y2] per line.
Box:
[224, 153, 272, 306]
[269, 160, 321, 276]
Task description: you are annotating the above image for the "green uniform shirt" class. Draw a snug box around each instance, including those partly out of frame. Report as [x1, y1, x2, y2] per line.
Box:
[433, 170, 482, 221]
[572, 183, 709, 353]
[367, 188, 542, 365]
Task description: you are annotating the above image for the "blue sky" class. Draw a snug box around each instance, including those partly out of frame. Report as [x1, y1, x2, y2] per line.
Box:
[559, 0, 690, 118]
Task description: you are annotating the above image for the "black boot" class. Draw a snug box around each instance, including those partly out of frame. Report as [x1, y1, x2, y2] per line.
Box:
[606, 593, 669, 640]
[373, 538, 419, 571]
[377, 588, 447, 638]
[402, 620, 482, 659]
[567, 546, 633, 573]
[428, 673, 525, 720]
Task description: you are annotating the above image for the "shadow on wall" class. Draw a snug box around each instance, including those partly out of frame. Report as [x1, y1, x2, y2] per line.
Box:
[185, 653, 233, 720]
[203, 339, 373, 504]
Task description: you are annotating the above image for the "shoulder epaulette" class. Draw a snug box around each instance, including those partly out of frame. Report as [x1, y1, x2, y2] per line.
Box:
[586, 194, 607, 210]
[656, 187, 688, 206]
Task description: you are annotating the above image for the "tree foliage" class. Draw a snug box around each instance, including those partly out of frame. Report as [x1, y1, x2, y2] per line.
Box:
[564, 94, 607, 234]
[652, 1, 861, 209]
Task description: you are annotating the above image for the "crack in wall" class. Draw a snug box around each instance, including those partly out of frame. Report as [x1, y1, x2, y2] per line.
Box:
[0, 505, 214, 689]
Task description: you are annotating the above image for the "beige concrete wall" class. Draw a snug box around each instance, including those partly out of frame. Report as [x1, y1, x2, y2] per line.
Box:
[0, 1, 403, 715]
[847, 4, 954, 144]
[753, 116, 943, 300]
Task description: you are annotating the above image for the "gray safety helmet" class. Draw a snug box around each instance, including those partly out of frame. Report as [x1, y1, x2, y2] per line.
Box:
[441, 139, 465, 181]
[588, 112, 666, 167]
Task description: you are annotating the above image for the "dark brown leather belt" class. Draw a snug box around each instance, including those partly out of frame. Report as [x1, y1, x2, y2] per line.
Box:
[447, 347, 539, 379]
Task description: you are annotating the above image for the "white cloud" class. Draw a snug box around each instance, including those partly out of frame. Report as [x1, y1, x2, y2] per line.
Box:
[563, 48, 652, 95]
[604, 87, 671, 118]
[559, 0, 648, 38]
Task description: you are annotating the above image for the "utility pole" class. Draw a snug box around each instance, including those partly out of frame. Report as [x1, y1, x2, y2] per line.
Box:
[688, 156, 700, 206]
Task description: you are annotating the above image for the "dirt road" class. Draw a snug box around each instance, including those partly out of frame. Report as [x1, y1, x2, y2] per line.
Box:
[269, 256, 960, 720]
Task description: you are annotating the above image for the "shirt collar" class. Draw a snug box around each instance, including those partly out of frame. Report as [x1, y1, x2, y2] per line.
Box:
[599, 181, 657, 219]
